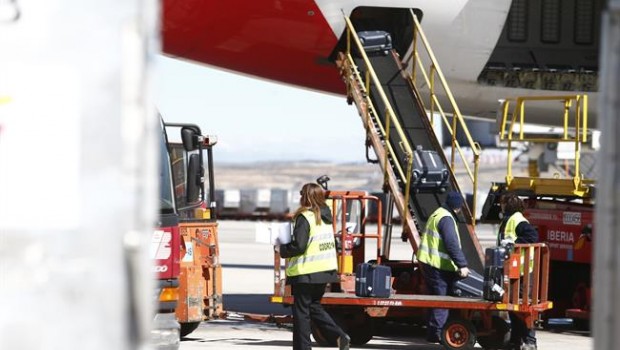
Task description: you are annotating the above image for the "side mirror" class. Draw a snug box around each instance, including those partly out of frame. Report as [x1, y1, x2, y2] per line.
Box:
[181, 127, 200, 152]
[186, 153, 204, 204]
[316, 175, 330, 190]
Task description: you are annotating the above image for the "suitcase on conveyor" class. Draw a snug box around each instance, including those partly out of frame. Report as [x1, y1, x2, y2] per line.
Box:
[355, 263, 392, 298]
[452, 270, 484, 298]
[411, 148, 450, 190]
[357, 30, 392, 56]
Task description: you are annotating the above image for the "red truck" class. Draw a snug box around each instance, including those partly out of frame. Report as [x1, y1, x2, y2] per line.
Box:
[151, 121, 210, 348]
[524, 200, 593, 328]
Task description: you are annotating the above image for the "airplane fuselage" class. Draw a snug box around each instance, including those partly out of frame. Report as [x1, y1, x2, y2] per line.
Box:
[162, 0, 601, 127]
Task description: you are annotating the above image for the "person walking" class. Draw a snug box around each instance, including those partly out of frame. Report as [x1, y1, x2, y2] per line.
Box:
[277, 183, 350, 350]
[498, 192, 539, 350]
[416, 191, 470, 343]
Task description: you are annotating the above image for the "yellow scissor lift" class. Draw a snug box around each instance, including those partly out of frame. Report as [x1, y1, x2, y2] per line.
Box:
[481, 94, 594, 213]
[480, 94, 595, 327]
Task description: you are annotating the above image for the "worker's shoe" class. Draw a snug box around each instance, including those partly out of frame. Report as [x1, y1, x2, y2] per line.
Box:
[337, 334, 350, 350]
[520, 343, 537, 350]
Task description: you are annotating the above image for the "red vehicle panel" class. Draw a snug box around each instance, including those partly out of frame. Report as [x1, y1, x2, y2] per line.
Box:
[153, 225, 182, 280]
[525, 203, 593, 265]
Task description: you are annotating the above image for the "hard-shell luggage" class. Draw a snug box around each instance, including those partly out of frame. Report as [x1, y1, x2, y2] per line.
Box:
[411, 148, 449, 190]
[357, 30, 392, 56]
[483, 266, 505, 302]
[355, 263, 392, 298]
[485, 246, 510, 268]
[452, 270, 484, 298]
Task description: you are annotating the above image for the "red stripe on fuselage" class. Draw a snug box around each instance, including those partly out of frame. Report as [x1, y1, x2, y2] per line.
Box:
[162, 0, 344, 94]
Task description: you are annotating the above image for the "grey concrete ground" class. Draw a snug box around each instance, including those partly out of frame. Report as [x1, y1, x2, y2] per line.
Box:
[180, 220, 592, 350]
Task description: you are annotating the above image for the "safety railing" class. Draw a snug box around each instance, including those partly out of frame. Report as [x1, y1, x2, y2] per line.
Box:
[330, 193, 383, 274]
[272, 193, 383, 298]
[407, 10, 481, 223]
[340, 15, 415, 228]
[498, 94, 593, 197]
[502, 243, 552, 327]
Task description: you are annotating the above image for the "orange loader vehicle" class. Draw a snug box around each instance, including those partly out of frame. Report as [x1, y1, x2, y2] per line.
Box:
[165, 123, 225, 337]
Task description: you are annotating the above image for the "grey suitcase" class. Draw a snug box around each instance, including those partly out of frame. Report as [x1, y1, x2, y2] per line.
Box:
[411, 148, 449, 190]
[355, 263, 392, 298]
[357, 30, 392, 56]
[452, 270, 484, 298]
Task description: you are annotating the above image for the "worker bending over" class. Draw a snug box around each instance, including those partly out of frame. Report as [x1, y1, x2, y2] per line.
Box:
[416, 192, 470, 344]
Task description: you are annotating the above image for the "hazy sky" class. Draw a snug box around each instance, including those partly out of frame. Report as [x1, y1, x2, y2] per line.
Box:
[156, 55, 368, 164]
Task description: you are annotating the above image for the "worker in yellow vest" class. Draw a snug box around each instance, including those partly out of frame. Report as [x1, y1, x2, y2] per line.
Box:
[416, 192, 470, 344]
[277, 183, 350, 350]
[498, 192, 539, 350]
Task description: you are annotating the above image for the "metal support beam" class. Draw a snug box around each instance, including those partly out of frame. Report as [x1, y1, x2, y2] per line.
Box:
[594, 1, 620, 349]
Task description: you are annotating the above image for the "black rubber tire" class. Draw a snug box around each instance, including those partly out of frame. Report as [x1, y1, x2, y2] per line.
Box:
[311, 310, 374, 346]
[477, 316, 511, 349]
[331, 310, 374, 346]
[311, 321, 338, 347]
[348, 323, 374, 346]
[180, 321, 201, 338]
[573, 318, 590, 331]
[441, 318, 477, 350]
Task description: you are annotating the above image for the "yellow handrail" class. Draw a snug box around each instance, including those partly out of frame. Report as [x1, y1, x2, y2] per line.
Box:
[407, 11, 481, 223]
[498, 94, 592, 197]
[343, 16, 415, 220]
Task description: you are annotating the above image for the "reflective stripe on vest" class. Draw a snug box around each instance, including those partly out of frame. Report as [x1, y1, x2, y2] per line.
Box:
[499, 212, 534, 274]
[416, 207, 460, 272]
[286, 210, 338, 277]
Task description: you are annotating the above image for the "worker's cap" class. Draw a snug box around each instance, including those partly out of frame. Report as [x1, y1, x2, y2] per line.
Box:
[445, 192, 464, 210]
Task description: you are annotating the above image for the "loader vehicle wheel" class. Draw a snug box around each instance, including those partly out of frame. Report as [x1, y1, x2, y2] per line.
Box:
[476, 316, 510, 349]
[180, 321, 201, 338]
[312, 310, 374, 346]
[573, 318, 590, 331]
[331, 310, 374, 345]
[348, 326, 373, 345]
[311, 321, 337, 347]
[441, 318, 476, 350]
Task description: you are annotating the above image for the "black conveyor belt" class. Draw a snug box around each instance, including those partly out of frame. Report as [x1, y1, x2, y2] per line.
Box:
[356, 53, 484, 273]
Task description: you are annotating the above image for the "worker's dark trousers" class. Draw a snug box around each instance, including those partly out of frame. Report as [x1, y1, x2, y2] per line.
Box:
[420, 263, 459, 340]
[509, 312, 536, 345]
[292, 283, 345, 350]
[509, 274, 537, 346]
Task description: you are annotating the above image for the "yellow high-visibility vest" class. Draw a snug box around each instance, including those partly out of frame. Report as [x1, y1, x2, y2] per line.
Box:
[416, 207, 461, 272]
[500, 212, 535, 274]
[286, 210, 338, 277]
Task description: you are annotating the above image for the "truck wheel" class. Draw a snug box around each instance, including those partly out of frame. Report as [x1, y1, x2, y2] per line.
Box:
[573, 318, 590, 331]
[313, 310, 374, 346]
[332, 310, 374, 345]
[441, 318, 476, 350]
[477, 316, 510, 349]
[180, 321, 201, 338]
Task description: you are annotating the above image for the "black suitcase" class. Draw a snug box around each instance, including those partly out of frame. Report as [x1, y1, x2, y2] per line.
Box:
[357, 30, 392, 56]
[485, 247, 510, 268]
[452, 270, 484, 298]
[483, 266, 504, 302]
[411, 148, 449, 190]
[355, 263, 392, 298]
